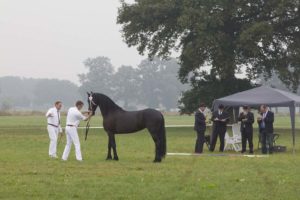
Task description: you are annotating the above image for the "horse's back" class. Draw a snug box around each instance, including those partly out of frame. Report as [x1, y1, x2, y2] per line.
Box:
[142, 108, 164, 125]
[104, 109, 163, 134]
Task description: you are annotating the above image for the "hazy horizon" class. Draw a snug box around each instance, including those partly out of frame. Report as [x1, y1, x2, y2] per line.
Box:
[0, 0, 145, 84]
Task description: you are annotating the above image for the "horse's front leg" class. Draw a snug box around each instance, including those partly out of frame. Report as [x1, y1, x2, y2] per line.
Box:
[111, 134, 119, 161]
[106, 135, 112, 160]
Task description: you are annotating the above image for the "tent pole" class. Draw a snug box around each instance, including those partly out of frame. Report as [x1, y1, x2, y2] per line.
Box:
[289, 105, 296, 154]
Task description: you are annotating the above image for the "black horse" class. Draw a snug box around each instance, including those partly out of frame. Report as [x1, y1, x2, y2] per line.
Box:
[87, 92, 166, 162]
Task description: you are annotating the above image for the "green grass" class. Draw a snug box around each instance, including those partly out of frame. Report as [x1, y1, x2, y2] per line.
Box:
[0, 115, 299, 199]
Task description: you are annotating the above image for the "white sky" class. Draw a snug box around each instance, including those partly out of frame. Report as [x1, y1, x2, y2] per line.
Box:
[0, 0, 144, 84]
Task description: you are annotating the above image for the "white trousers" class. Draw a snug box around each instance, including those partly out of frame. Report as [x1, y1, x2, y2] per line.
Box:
[62, 127, 82, 161]
[47, 125, 59, 157]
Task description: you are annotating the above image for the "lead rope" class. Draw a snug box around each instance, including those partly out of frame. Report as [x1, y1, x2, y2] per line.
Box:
[85, 118, 91, 141]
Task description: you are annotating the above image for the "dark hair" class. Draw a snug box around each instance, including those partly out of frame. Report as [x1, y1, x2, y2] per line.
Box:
[261, 104, 267, 109]
[242, 105, 249, 109]
[76, 101, 84, 107]
[218, 104, 224, 109]
[55, 101, 62, 105]
[199, 103, 206, 107]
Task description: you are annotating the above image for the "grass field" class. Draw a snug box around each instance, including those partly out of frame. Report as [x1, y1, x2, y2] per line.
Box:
[0, 114, 299, 199]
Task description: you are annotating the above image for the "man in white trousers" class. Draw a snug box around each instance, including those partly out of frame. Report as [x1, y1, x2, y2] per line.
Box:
[62, 100, 92, 161]
[46, 101, 63, 158]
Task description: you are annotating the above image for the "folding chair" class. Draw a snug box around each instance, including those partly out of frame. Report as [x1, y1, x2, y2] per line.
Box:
[232, 123, 242, 142]
[258, 132, 280, 149]
[224, 132, 242, 151]
[224, 124, 242, 152]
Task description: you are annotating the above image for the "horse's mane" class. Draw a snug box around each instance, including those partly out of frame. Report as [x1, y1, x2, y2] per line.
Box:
[93, 93, 124, 116]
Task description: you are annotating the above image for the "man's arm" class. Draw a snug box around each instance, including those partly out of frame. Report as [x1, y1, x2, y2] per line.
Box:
[45, 109, 53, 118]
[211, 112, 218, 122]
[238, 113, 244, 122]
[79, 111, 93, 121]
[221, 112, 230, 123]
[265, 112, 274, 123]
[199, 113, 206, 126]
[246, 113, 254, 124]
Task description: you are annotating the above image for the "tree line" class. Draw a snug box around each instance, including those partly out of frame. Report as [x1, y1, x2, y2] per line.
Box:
[0, 77, 81, 111]
[78, 56, 188, 111]
[0, 57, 187, 111]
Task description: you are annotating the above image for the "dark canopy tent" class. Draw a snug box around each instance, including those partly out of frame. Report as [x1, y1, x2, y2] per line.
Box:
[213, 86, 300, 153]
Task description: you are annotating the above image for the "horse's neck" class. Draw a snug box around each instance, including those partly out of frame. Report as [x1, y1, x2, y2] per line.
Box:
[97, 100, 123, 117]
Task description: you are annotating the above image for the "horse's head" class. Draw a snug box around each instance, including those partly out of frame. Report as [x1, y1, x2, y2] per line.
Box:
[87, 92, 97, 116]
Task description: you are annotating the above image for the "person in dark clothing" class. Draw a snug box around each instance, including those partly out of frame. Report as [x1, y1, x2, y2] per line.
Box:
[210, 104, 230, 152]
[238, 105, 254, 154]
[257, 105, 274, 154]
[194, 103, 207, 153]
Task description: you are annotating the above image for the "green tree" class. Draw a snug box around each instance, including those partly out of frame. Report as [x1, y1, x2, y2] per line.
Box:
[113, 65, 141, 109]
[137, 58, 187, 110]
[118, 0, 300, 113]
[79, 56, 115, 98]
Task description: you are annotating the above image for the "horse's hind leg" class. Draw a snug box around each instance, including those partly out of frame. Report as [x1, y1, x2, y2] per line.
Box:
[111, 134, 119, 161]
[148, 128, 161, 163]
[106, 136, 112, 160]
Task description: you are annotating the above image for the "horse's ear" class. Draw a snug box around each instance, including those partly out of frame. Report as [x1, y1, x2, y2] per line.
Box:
[87, 92, 90, 96]
[90, 91, 94, 95]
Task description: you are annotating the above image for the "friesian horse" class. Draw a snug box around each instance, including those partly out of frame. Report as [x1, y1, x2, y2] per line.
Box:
[87, 92, 166, 162]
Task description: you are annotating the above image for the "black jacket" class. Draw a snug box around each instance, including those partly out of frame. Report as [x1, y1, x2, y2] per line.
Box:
[194, 110, 206, 132]
[238, 112, 254, 133]
[211, 110, 229, 130]
[258, 111, 274, 133]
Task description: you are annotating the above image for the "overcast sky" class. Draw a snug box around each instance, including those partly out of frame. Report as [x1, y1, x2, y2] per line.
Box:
[0, 0, 144, 84]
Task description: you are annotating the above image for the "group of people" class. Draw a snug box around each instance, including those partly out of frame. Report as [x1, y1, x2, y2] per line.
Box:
[46, 101, 92, 161]
[46, 100, 275, 161]
[194, 104, 274, 154]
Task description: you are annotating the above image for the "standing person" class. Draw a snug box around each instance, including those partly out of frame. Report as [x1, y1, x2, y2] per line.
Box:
[62, 101, 92, 161]
[46, 101, 63, 158]
[238, 105, 254, 154]
[257, 105, 274, 154]
[194, 103, 207, 154]
[210, 104, 230, 152]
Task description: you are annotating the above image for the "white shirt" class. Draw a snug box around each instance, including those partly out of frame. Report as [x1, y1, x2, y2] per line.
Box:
[46, 107, 61, 127]
[198, 108, 206, 117]
[66, 107, 87, 127]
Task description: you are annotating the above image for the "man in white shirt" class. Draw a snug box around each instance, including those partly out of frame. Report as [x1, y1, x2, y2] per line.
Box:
[62, 101, 92, 161]
[46, 101, 63, 158]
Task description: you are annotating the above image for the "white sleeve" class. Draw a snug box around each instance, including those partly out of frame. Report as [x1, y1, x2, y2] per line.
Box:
[76, 110, 87, 121]
[46, 109, 53, 117]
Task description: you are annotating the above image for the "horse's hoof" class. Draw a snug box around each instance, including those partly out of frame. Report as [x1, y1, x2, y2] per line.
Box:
[106, 157, 112, 160]
[113, 157, 119, 161]
[153, 158, 162, 163]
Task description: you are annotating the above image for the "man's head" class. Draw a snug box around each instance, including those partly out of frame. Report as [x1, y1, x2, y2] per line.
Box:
[260, 104, 268, 113]
[76, 100, 84, 111]
[242, 105, 249, 113]
[199, 103, 206, 112]
[55, 101, 62, 111]
[218, 104, 224, 111]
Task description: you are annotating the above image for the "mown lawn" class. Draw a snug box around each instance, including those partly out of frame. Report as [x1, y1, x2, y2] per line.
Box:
[0, 115, 299, 199]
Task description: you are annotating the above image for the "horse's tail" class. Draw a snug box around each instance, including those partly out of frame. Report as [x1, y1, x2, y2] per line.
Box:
[158, 114, 167, 158]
